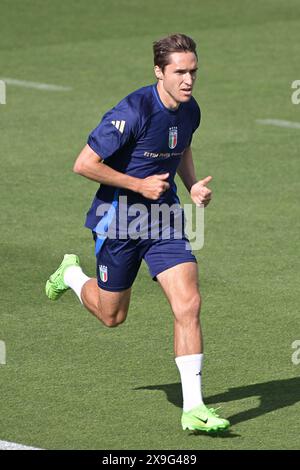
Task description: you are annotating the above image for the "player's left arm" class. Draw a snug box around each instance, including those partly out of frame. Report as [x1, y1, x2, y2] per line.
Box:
[177, 146, 213, 207]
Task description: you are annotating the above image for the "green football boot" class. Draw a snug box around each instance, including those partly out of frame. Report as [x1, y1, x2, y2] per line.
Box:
[181, 404, 230, 433]
[45, 254, 80, 301]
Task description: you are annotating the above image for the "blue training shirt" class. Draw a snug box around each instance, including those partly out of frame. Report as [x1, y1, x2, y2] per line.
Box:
[85, 84, 201, 232]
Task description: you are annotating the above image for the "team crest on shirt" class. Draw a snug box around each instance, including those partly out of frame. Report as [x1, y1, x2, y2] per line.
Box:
[99, 265, 108, 283]
[168, 127, 178, 149]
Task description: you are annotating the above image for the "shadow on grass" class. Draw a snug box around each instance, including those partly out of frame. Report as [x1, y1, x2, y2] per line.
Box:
[134, 376, 300, 428]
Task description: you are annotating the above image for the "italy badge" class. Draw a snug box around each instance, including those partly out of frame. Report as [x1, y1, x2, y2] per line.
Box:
[99, 265, 108, 283]
[168, 127, 178, 149]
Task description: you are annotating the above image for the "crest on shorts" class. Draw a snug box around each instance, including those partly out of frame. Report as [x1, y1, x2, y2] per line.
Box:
[99, 265, 108, 283]
[168, 127, 178, 149]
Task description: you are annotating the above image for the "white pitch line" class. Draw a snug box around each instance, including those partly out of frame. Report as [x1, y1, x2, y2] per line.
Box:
[0, 77, 72, 92]
[0, 439, 42, 450]
[256, 119, 300, 129]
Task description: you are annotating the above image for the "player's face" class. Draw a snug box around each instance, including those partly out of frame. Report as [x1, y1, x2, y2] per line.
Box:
[155, 51, 198, 110]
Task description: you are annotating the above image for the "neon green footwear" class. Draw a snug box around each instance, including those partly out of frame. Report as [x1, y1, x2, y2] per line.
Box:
[45, 254, 80, 301]
[181, 404, 230, 432]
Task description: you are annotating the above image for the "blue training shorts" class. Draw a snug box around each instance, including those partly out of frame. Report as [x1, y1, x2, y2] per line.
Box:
[92, 233, 197, 292]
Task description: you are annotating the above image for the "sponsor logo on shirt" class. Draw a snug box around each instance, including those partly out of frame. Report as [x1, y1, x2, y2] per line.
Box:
[143, 151, 184, 159]
[111, 120, 126, 134]
[168, 126, 178, 149]
[99, 265, 108, 283]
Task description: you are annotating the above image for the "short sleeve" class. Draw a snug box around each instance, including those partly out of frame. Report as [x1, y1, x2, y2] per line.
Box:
[87, 100, 139, 159]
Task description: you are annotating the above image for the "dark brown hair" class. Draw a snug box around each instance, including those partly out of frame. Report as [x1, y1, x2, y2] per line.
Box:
[153, 33, 197, 71]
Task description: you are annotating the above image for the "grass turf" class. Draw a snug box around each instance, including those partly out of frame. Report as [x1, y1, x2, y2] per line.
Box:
[0, 0, 300, 450]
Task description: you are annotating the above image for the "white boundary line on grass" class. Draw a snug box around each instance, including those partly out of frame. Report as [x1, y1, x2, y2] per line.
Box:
[0, 77, 72, 92]
[256, 119, 300, 129]
[0, 439, 43, 450]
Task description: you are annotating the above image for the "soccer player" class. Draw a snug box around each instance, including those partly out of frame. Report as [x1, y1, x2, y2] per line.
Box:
[45, 33, 230, 433]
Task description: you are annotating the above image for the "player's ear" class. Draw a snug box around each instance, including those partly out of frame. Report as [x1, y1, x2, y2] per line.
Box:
[154, 65, 164, 80]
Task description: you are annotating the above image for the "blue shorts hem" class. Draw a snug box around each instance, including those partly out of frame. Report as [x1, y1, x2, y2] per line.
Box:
[151, 258, 197, 280]
[97, 282, 133, 292]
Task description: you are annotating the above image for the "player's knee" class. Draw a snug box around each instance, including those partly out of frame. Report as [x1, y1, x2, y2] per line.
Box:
[191, 292, 201, 315]
[185, 292, 201, 315]
[103, 318, 122, 328]
[175, 293, 201, 322]
[102, 308, 128, 328]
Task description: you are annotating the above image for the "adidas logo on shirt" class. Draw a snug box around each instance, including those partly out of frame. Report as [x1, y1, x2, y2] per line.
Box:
[111, 120, 126, 134]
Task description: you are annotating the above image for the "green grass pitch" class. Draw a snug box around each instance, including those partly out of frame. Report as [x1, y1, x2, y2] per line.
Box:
[1, 0, 300, 450]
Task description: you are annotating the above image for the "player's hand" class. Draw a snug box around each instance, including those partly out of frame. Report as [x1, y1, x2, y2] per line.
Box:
[138, 173, 170, 200]
[190, 176, 213, 207]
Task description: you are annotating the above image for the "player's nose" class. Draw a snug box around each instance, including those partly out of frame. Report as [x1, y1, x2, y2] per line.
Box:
[183, 72, 193, 86]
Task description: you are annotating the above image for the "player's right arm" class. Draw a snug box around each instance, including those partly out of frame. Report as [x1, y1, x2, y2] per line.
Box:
[73, 144, 169, 200]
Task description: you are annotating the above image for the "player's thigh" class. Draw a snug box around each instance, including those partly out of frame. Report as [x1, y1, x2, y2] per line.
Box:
[144, 237, 200, 315]
[93, 236, 141, 318]
[97, 285, 132, 319]
[144, 237, 199, 302]
[157, 261, 200, 312]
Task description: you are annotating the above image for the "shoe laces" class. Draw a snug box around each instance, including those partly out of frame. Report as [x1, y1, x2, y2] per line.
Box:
[207, 407, 221, 417]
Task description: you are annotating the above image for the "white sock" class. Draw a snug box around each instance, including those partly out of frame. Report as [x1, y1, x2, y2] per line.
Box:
[63, 266, 90, 304]
[175, 354, 204, 412]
